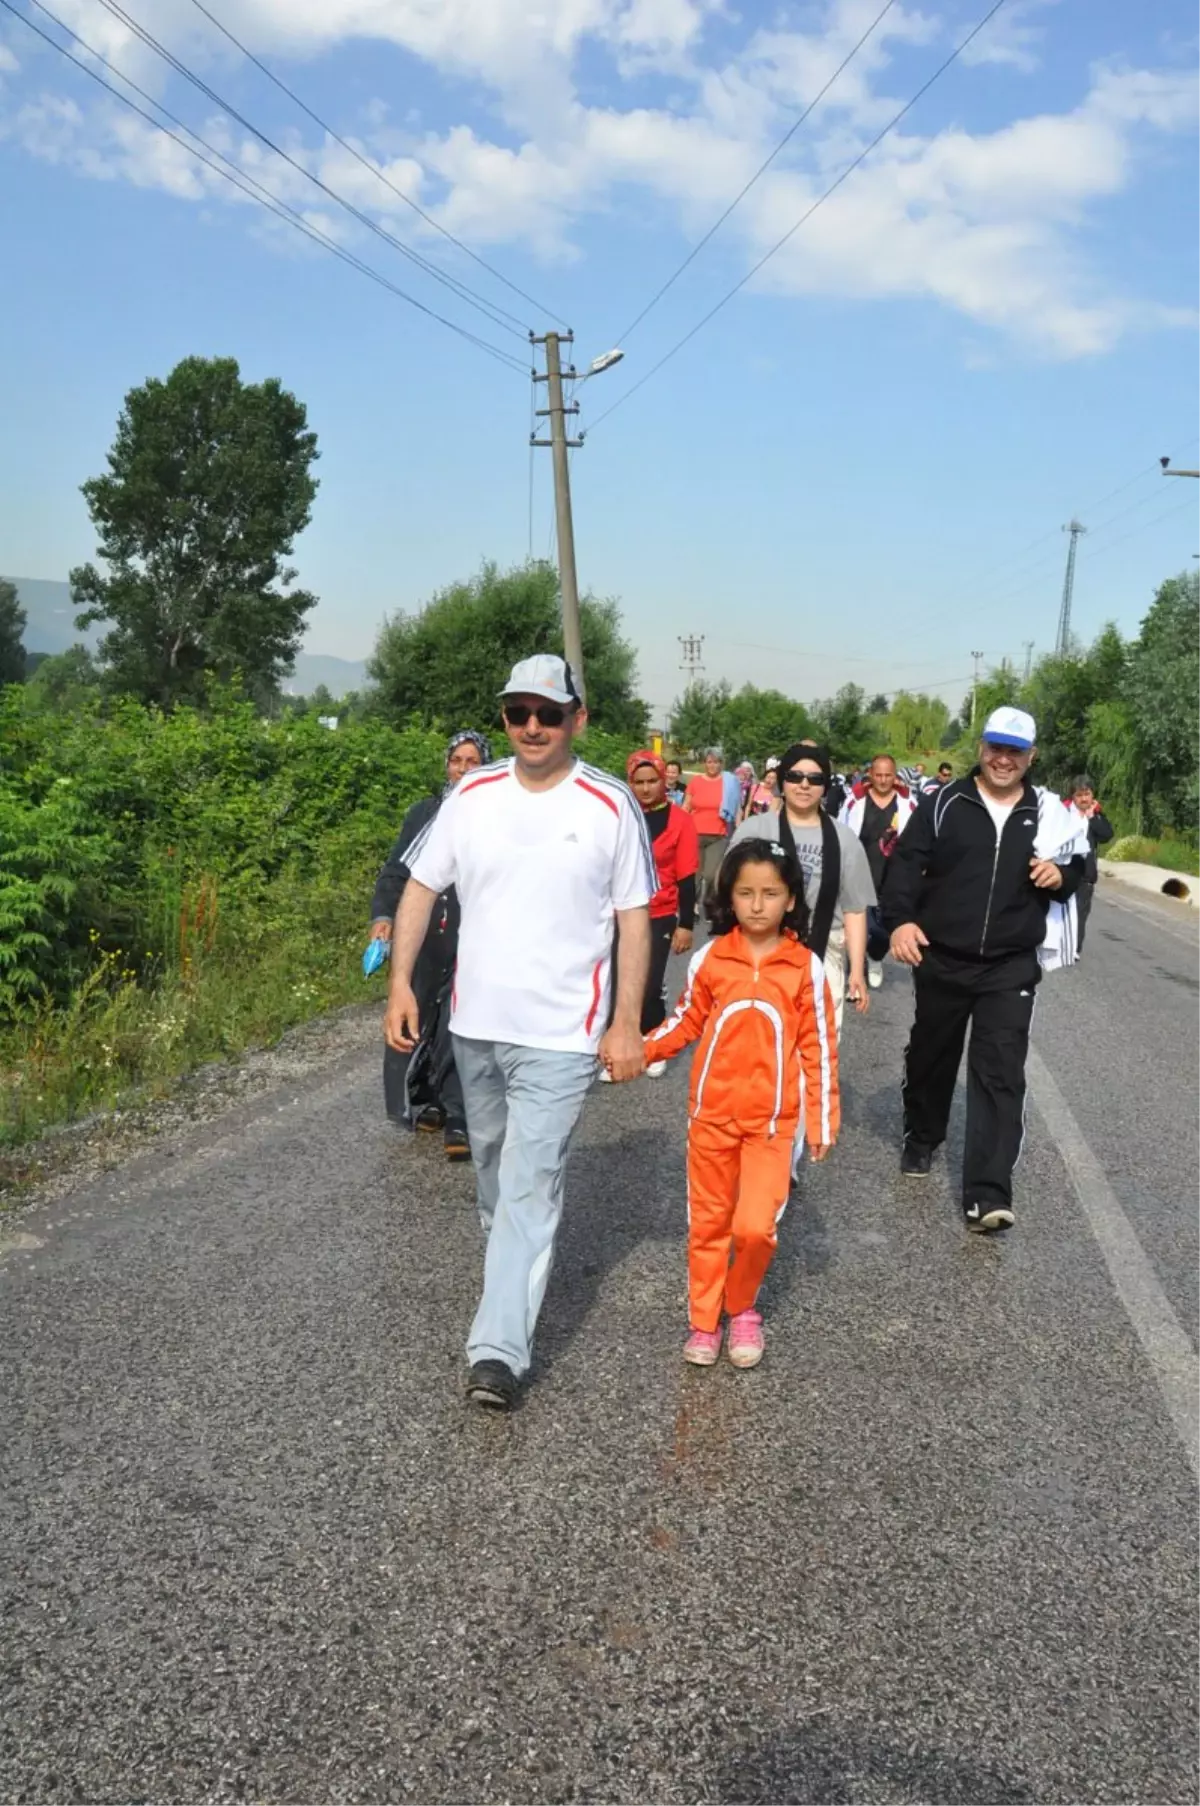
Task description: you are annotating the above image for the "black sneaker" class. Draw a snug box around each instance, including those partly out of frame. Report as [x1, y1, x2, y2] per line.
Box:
[414, 1103, 444, 1133]
[900, 1137, 933, 1177]
[465, 1360, 518, 1411]
[963, 1201, 1015, 1234]
[443, 1121, 471, 1162]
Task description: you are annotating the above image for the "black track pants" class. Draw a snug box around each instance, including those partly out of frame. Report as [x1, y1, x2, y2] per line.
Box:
[610, 914, 678, 1036]
[383, 1004, 464, 1126]
[902, 963, 1037, 1209]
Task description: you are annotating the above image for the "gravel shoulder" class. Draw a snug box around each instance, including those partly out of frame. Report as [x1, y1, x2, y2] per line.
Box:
[0, 1000, 384, 1216]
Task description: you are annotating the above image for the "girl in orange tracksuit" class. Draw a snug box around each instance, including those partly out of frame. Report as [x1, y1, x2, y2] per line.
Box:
[645, 839, 840, 1370]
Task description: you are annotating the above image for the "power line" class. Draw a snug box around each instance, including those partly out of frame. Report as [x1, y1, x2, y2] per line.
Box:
[88, 0, 529, 341]
[972, 448, 1199, 600]
[616, 0, 899, 346]
[586, 0, 1010, 436]
[181, 0, 563, 327]
[978, 477, 1199, 613]
[701, 634, 1000, 673]
[5, 0, 529, 374]
[1076, 492, 1197, 560]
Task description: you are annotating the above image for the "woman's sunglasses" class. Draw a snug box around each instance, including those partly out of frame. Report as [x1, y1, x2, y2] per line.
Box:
[504, 701, 571, 728]
[783, 770, 826, 787]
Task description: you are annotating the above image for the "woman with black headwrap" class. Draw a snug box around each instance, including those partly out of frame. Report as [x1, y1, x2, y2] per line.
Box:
[728, 741, 875, 1036]
[369, 730, 492, 1158]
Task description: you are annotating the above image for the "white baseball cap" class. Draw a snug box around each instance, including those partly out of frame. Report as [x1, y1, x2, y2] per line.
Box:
[499, 653, 581, 706]
[981, 706, 1036, 749]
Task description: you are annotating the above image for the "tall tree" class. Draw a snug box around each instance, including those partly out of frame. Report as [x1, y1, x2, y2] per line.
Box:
[884, 691, 950, 758]
[368, 560, 649, 736]
[668, 680, 732, 756]
[1124, 570, 1199, 833]
[71, 356, 319, 708]
[0, 578, 27, 685]
[25, 644, 99, 711]
[811, 683, 876, 768]
[715, 685, 815, 770]
[1017, 625, 1126, 789]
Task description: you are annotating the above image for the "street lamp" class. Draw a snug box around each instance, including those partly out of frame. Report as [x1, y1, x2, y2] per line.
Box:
[581, 348, 625, 381]
[1160, 457, 1200, 478]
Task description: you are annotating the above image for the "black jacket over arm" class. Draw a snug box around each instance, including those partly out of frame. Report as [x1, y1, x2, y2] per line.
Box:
[882, 774, 1086, 964]
[370, 795, 441, 923]
[1082, 807, 1114, 882]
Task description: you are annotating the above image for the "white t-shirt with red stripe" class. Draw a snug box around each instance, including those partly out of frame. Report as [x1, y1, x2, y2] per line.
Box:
[405, 758, 655, 1053]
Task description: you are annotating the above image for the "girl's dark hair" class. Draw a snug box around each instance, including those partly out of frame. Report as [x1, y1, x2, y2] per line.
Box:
[712, 839, 810, 941]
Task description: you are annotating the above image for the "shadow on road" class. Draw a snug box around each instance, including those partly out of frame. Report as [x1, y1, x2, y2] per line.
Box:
[535, 1127, 678, 1369]
[714, 1719, 1033, 1804]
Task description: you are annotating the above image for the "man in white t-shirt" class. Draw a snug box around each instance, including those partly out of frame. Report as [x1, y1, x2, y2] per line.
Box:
[385, 654, 653, 1410]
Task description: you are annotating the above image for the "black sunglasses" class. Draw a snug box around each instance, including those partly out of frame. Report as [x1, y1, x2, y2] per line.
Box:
[504, 701, 572, 729]
[782, 769, 826, 787]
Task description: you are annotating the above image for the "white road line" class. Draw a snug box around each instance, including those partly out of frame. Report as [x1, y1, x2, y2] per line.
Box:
[1027, 1044, 1199, 1481]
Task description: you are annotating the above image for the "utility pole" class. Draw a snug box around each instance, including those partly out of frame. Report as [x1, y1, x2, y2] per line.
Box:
[530, 331, 585, 699]
[970, 649, 985, 729]
[1022, 640, 1035, 682]
[1056, 519, 1086, 658]
[678, 635, 705, 684]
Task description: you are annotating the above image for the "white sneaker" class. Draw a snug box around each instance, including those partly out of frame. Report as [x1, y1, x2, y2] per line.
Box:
[597, 1067, 613, 1083]
[867, 959, 884, 989]
[646, 1060, 667, 1078]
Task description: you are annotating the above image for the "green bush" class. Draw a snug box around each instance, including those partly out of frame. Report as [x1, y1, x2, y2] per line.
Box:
[1107, 836, 1159, 863]
[1105, 836, 1199, 876]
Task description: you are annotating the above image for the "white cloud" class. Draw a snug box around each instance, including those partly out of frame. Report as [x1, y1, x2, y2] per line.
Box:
[0, 43, 19, 75]
[959, 0, 1057, 74]
[1, 0, 1195, 360]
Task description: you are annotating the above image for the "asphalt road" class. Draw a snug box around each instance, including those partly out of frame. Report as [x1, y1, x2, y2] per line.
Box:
[2, 882, 1197, 1804]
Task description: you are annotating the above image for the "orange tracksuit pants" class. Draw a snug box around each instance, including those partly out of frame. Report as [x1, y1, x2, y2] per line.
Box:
[687, 1117, 797, 1332]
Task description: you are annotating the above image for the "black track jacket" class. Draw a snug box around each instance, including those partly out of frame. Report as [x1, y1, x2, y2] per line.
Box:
[882, 773, 1086, 966]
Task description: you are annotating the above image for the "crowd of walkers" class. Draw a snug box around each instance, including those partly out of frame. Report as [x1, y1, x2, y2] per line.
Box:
[375, 665, 1096, 1411]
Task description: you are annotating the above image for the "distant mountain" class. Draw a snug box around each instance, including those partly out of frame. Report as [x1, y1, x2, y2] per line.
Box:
[5, 577, 368, 696]
[6, 577, 90, 656]
[284, 654, 368, 698]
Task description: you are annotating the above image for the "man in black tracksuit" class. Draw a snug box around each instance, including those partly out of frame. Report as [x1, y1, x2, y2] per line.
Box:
[883, 708, 1086, 1234]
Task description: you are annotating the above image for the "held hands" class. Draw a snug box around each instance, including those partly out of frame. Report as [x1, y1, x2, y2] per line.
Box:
[890, 922, 929, 967]
[599, 1020, 646, 1084]
[384, 981, 420, 1052]
[1029, 858, 1064, 891]
[670, 926, 694, 957]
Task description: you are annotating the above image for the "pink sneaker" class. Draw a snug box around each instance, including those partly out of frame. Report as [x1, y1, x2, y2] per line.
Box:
[727, 1309, 764, 1368]
[683, 1325, 723, 1366]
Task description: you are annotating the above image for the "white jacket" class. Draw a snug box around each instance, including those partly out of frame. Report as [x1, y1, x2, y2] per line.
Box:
[838, 788, 919, 839]
[1034, 787, 1091, 972]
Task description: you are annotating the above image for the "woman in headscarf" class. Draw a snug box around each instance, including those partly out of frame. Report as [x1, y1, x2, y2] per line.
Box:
[601, 751, 700, 1081]
[742, 758, 781, 820]
[369, 730, 491, 1158]
[733, 760, 756, 823]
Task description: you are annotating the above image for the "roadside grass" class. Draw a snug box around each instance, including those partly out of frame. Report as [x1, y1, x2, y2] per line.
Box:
[1107, 835, 1200, 877]
[0, 705, 641, 1162]
[0, 861, 388, 1149]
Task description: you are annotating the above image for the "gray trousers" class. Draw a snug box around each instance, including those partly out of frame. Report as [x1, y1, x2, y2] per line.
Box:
[453, 1035, 596, 1379]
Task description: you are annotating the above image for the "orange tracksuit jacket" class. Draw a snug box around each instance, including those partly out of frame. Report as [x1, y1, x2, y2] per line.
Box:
[645, 928, 840, 1331]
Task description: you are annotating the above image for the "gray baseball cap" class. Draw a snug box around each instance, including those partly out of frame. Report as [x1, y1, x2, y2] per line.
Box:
[499, 653, 580, 706]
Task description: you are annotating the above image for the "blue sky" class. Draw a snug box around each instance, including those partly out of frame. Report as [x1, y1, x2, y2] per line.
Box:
[1, 0, 1196, 723]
